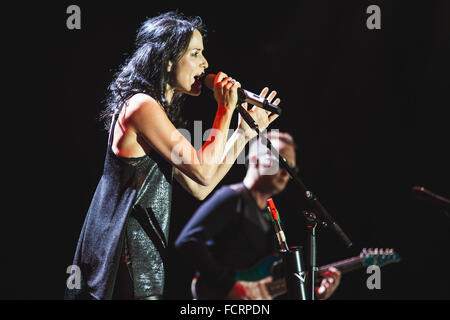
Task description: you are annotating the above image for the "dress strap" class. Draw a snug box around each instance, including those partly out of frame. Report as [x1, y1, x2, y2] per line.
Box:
[108, 112, 119, 147]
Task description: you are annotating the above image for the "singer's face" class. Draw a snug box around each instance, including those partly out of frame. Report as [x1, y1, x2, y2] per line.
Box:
[170, 29, 208, 97]
[257, 142, 296, 195]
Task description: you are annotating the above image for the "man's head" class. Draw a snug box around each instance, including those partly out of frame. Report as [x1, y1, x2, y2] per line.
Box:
[245, 131, 297, 196]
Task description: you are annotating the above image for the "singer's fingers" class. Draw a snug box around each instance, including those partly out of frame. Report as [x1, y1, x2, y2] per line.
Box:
[215, 72, 228, 84]
[226, 80, 240, 90]
[261, 91, 278, 115]
[266, 90, 277, 103]
[219, 77, 232, 87]
[263, 98, 281, 116]
[268, 112, 279, 123]
[259, 87, 269, 98]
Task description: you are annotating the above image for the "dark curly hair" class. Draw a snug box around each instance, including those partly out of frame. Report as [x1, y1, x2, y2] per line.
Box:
[100, 11, 206, 130]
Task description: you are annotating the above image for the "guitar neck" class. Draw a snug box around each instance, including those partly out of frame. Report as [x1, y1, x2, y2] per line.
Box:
[319, 256, 365, 274]
[196, 250, 399, 299]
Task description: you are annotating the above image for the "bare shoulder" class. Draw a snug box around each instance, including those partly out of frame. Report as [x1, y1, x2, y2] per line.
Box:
[126, 93, 163, 116]
[112, 93, 167, 157]
[123, 93, 169, 128]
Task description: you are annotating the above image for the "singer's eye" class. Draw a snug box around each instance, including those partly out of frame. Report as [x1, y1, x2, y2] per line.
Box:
[191, 51, 200, 58]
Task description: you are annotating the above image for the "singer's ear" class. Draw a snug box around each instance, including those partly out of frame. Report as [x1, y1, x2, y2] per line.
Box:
[167, 60, 173, 73]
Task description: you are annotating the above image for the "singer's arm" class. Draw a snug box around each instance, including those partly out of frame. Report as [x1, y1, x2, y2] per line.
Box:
[120, 96, 233, 187]
[111, 72, 243, 188]
[174, 88, 280, 200]
[174, 129, 249, 200]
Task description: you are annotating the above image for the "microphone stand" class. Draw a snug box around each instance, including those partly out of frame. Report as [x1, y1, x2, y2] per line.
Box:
[303, 210, 322, 300]
[236, 104, 353, 299]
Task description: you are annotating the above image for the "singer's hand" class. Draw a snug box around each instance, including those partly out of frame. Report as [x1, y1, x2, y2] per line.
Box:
[238, 87, 280, 139]
[213, 72, 240, 111]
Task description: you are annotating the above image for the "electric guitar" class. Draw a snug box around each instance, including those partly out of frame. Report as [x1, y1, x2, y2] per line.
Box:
[191, 248, 401, 299]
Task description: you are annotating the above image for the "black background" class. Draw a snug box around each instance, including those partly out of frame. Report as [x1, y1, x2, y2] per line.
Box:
[3, 0, 449, 300]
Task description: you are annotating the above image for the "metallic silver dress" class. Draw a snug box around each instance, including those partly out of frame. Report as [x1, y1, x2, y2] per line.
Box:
[67, 114, 173, 300]
[121, 153, 173, 299]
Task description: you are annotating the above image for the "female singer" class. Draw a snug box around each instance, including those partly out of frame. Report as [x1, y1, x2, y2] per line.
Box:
[66, 11, 280, 300]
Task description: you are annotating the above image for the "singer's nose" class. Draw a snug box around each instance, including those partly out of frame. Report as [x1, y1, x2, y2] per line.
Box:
[201, 54, 208, 69]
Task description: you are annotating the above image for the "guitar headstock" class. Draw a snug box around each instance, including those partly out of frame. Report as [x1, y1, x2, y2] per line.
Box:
[360, 248, 401, 267]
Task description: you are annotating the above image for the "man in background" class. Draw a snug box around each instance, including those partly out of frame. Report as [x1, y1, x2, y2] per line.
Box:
[175, 131, 341, 299]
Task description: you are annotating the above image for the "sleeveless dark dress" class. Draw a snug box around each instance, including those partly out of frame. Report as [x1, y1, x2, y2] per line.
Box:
[66, 115, 173, 300]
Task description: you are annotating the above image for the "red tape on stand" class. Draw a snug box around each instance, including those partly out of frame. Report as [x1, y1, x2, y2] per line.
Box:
[267, 198, 279, 220]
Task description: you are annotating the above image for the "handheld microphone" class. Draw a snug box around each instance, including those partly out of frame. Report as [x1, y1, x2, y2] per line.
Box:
[203, 74, 282, 115]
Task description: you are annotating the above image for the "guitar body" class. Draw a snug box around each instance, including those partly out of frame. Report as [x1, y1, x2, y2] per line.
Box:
[191, 248, 401, 300]
[235, 255, 281, 281]
[192, 255, 282, 299]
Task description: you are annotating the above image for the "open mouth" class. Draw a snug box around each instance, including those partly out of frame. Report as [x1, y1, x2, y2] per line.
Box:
[193, 73, 205, 84]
